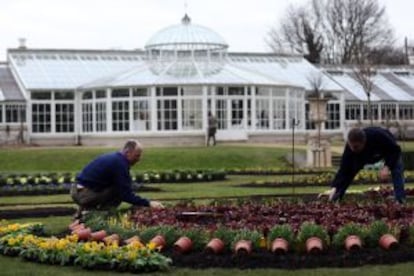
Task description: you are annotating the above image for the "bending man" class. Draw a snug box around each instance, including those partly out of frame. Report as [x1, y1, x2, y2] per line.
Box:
[71, 140, 164, 219]
[328, 127, 405, 203]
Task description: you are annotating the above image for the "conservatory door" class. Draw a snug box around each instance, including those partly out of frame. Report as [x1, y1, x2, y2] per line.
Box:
[215, 98, 247, 141]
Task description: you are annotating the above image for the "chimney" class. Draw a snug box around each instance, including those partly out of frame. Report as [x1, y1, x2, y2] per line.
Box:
[18, 38, 27, 49]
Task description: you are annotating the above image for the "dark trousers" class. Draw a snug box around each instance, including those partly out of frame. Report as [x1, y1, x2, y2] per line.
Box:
[70, 183, 122, 211]
[335, 158, 406, 203]
[391, 159, 406, 202]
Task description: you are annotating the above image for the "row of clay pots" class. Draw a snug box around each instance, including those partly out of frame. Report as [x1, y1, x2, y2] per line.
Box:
[234, 233, 399, 255]
[68, 221, 398, 253]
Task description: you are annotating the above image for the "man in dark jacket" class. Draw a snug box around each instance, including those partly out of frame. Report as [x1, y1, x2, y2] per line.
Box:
[328, 127, 405, 203]
[71, 140, 164, 219]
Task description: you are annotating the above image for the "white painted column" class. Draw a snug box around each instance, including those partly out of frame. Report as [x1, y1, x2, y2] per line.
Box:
[150, 86, 157, 132]
[202, 85, 208, 131]
[128, 87, 134, 132]
[339, 92, 346, 131]
[92, 91, 96, 133]
[251, 86, 256, 130]
[177, 87, 182, 131]
[74, 90, 81, 144]
[106, 88, 112, 132]
[285, 88, 290, 130]
[301, 91, 306, 130]
[243, 86, 248, 129]
[378, 103, 382, 122]
[26, 93, 32, 144]
[51, 92, 56, 134]
[210, 86, 216, 114]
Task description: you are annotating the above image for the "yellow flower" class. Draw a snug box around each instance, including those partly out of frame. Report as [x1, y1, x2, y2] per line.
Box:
[147, 241, 157, 251]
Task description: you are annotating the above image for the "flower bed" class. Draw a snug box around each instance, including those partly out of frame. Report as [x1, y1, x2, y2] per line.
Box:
[0, 221, 171, 273]
[0, 170, 226, 196]
[74, 199, 414, 268]
[238, 170, 414, 188]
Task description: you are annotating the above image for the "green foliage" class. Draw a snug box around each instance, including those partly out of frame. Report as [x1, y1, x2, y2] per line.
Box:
[139, 226, 161, 244]
[138, 225, 180, 247]
[212, 227, 237, 247]
[366, 220, 390, 248]
[155, 226, 180, 247]
[231, 229, 262, 249]
[297, 222, 329, 247]
[332, 223, 366, 249]
[268, 224, 294, 244]
[180, 228, 209, 251]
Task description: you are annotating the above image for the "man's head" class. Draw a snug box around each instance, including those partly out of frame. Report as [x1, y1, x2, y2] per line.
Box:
[122, 140, 143, 166]
[347, 128, 366, 153]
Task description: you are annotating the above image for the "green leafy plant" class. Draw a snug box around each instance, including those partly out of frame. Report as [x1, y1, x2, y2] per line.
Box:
[155, 226, 180, 247]
[212, 227, 236, 248]
[297, 222, 329, 250]
[139, 226, 162, 244]
[268, 224, 294, 244]
[332, 223, 366, 249]
[366, 220, 390, 247]
[180, 228, 209, 251]
[231, 229, 261, 249]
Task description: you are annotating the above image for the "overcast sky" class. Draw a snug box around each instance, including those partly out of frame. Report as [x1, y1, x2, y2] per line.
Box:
[0, 0, 413, 60]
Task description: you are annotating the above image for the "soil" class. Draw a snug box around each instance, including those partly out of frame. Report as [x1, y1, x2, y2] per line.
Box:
[167, 246, 414, 269]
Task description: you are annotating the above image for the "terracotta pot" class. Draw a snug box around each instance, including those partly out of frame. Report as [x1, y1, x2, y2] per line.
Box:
[150, 235, 166, 249]
[379, 234, 398, 250]
[124, 235, 141, 245]
[90, 230, 107, 242]
[75, 227, 91, 241]
[205, 238, 225, 254]
[174, 236, 193, 253]
[234, 240, 253, 255]
[68, 219, 80, 231]
[305, 237, 323, 254]
[344, 235, 362, 251]
[271, 238, 289, 254]
[103, 234, 120, 245]
[70, 223, 85, 234]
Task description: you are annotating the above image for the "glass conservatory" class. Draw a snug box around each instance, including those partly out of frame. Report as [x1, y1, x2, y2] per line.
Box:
[5, 14, 345, 146]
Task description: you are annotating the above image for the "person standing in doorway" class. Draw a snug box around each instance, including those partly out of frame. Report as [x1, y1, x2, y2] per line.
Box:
[207, 111, 218, 146]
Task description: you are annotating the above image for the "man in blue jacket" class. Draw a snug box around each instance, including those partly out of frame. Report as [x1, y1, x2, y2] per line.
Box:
[71, 140, 164, 219]
[328, 127, 406, 203]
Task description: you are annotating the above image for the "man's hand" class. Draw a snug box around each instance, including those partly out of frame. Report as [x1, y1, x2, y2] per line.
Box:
[328, 187, 337, 201]
[379, 166, 390, 182]
[149, 200, 165, 209]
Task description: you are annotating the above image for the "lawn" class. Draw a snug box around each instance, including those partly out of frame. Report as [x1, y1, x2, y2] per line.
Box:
[0, 145, 291, 173]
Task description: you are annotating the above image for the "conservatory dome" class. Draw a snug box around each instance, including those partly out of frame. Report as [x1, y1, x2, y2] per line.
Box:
[145, 14, 228, 51]
[144, 14, 228, 77]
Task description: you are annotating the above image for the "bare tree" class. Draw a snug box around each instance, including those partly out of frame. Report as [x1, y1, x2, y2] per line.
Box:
[353, 62, 376, 126]
[267, 0, 324, 63]
[267, 0, 395, 65]
[324, 0, 394, 64]
[366, 46, 407, 65]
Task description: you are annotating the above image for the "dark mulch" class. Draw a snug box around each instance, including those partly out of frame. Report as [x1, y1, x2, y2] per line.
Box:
[167, 246, 414, 269]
